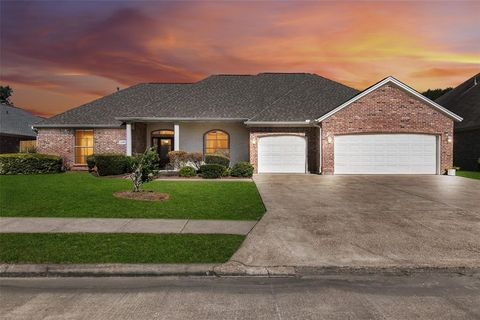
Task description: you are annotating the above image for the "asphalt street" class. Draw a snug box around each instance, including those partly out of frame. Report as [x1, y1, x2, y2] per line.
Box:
[1, 273, 479, 319]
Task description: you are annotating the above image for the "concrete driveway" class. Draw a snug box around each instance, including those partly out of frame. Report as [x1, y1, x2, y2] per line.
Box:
[232, 174, 480, 268]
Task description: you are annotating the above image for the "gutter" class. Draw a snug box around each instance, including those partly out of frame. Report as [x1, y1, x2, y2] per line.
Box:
[115, 117, 248, 122]
[244, 121, 315, 127]
[33, 124, 123, 129]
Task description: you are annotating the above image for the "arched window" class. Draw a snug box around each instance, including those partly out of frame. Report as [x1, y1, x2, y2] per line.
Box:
[204, 130, 230, 155]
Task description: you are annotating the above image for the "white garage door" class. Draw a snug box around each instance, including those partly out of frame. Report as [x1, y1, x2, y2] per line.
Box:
[334, 134, 437, 174]
[258, 135, 306, 173]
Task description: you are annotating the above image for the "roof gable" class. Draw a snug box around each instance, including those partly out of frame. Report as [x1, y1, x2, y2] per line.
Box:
[315, 76, 463, 123]
[0, 103, 43, 137]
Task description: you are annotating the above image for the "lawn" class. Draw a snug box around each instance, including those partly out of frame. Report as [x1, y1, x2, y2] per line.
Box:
[0, 172, 265, 220]
[456, 170, 480, 180]
[0, 233, 244, 263]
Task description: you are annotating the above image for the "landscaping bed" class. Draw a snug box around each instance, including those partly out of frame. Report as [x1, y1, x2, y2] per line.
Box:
[0, 233, 245, 264]
[0, 172, 265, 220]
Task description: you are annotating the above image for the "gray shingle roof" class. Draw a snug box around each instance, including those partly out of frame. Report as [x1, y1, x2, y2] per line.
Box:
[36, 83, 189, 127]
[35, 73, 358, 127]
[436, 73, 480, 130]
[0, 103, 43, 137]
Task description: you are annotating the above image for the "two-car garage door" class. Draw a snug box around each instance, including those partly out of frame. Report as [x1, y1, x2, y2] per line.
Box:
[334, 134, 438, 174]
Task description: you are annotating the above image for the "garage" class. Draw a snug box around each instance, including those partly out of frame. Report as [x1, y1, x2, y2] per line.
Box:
[258, 135, 307, 173]
[334, 134, 438, 174]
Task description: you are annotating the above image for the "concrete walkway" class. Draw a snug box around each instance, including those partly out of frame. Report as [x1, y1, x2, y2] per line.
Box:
[0, 217, 256, 235]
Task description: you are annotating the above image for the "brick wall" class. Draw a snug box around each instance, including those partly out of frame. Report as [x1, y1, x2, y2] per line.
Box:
[320, 83, 454, 174]
[37, 128, 126, 168]
[249, 127, 319, 173]
[132, 123, 147, 154]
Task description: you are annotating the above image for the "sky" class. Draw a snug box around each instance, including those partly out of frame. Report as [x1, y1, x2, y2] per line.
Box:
[1, 0, 479, 117]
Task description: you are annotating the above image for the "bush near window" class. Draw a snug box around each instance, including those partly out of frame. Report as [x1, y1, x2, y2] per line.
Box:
[168, 151, 203, 169]
[199, 164, 225, 179]
[230, 162, 254, 178]
[86, 155, 96, 171]
[205, 154, 230, 167]
[179, 166, 197, 177]
[222, 167, 231, 177]
[0, 153, 63, 175]
[91, 154, 133, 176]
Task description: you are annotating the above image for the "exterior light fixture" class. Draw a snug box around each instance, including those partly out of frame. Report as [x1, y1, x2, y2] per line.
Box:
[327, 135, 333, 144]
[447, 134, 453, 143]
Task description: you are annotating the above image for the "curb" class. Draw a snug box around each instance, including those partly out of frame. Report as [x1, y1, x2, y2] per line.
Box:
[1, 263, 479, 278]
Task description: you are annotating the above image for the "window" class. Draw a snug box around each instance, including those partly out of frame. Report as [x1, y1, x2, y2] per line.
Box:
[152, 130, 174, 137]
[204, 130, 229, 155]
[75, 130, 94, 164]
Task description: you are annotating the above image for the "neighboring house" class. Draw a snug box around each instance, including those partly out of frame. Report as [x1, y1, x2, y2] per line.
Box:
[436, 73, 480, 171]
[0, 103, 42, 153]
[34, 73, 462, 174]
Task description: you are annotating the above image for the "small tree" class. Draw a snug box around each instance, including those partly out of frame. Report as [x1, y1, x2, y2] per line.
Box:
[130, 147, 159, 192]
[0, 85, 13, 105]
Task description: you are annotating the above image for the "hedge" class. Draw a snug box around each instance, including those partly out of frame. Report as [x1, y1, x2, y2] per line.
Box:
[0, 153, 63, 175]
[199, 164, 225, 179]
[205, 154, 230, 167]
[179, 166, 197, 177]
[230, 162, 254, 177]
[89, 154, 134, 176]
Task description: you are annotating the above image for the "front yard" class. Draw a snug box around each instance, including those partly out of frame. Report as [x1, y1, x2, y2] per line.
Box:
[0, 233, 244, 263]
[0, 172, 265, 220]
[456, 170, 480, 180]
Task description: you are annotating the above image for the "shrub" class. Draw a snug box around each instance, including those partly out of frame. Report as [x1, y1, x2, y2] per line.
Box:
[188, 152, 203, 170]
[205, 154, 230, 167]
[86, 155, 96, 171]
[0, 153, 63, 175]
[93, 154, 132, 176]
[222, 167, 230, 177]
[199, 164, 225, 179]
[179, 166, 197, 177]
[230, 162, 254, 177]
[130, 147, 160, 192]
[168, 151, 187, 169]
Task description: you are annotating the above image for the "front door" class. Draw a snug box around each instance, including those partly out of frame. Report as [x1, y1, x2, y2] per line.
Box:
[152, 137, 174, 168]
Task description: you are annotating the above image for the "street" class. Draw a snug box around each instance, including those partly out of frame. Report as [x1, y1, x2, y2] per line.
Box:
[1, 273, 479, 319]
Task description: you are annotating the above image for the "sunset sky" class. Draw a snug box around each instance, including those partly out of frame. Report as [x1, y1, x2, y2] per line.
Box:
[1, 1, 479, 117]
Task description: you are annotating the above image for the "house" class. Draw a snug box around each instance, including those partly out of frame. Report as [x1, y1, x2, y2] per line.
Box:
[0, 103, 42, 153]
[34, 73, 462, 174]
[436, 74, 479, 171]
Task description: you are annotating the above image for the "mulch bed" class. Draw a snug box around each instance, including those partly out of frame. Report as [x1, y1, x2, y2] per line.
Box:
[113, 190, 170, 201]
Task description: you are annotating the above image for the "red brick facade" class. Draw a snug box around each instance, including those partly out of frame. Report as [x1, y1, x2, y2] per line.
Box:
[249, 127, 320, 173]
[320, 83, 454, 174]
[37, 128, 126, 168]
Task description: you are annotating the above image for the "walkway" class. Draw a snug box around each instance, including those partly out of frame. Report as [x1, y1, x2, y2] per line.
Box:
[0, 217, 256, 235]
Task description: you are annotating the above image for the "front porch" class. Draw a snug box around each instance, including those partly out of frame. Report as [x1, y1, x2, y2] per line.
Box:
[125, 121, 250, 166]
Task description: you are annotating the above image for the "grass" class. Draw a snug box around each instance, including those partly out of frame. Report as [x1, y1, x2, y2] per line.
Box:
[0, 233, 245, 264]
[0, 172, 265, 220]
[456, 170, 480, 180]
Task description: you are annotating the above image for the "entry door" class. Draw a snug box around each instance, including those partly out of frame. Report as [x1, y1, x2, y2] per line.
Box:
[153, 137, 173, 167]
[258, 135, 307, 173]
[334, 134, 437, 174]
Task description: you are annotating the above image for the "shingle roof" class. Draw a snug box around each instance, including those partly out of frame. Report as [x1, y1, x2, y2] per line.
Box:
[0, 103, 43, 137]
[36, 83, 189, 127]
[436, 73, 480, 130]
[35, 73, 358, 127]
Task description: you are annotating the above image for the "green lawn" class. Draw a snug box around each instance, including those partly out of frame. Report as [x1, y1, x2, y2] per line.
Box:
[0, 233, 244, 263]
[0, 172, 265, 220]
[456, 170, 480, 180]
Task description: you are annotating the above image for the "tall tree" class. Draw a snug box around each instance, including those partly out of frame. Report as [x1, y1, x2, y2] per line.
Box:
[422, 88, 453, 101]
[0, 85, 13, 105]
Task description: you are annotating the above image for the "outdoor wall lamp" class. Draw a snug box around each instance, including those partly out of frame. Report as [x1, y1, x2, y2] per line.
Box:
[327, 135, 333, 144]
[447, 134, 453, 143]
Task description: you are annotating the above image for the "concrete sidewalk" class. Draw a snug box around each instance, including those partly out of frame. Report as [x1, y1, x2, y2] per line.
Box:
[0, 217, 256, 235]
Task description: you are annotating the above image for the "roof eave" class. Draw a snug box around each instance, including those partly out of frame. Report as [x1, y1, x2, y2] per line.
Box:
[315, 76, 463, 123]
[245, 121, 315, 127]
[33, 124, 123, 128]
[115, 117, 249, 122]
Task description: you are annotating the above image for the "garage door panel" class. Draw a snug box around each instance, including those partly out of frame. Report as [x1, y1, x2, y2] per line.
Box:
[258, 136, 306, 173]
[334, 134, 437, 174]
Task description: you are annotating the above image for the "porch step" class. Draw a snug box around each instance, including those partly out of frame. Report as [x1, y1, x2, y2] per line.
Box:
[70, 165, 88, 171]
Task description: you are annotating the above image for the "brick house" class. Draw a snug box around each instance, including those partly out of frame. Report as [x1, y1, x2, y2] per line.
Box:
[436, 73, 479, 171]
[34, 73, 462, 174]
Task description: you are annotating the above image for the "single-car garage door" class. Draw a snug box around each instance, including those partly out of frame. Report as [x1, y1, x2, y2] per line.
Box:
[334, 134, 437, 174]
[258, 135, 306, 173]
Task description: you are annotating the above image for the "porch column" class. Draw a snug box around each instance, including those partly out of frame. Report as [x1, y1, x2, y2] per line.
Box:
[174, 123, 180, 151]
[126, 123, 132, 156]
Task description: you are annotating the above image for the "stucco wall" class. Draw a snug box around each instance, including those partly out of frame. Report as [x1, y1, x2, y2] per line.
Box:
[320, 83, 455, 174]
